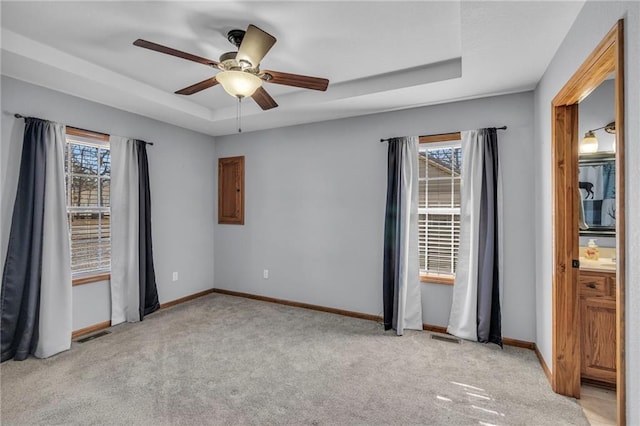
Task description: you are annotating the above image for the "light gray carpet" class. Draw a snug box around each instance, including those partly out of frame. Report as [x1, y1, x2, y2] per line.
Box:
[1, 293, 588, 425]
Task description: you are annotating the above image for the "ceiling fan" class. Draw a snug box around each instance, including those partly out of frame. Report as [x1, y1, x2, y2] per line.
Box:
[133, 25, 329, 111]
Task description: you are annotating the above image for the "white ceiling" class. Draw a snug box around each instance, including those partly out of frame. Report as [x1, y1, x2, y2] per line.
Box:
[1, 1, 584, 136]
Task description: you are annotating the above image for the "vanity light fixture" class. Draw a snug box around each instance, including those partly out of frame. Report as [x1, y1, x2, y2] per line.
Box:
[580, 130, 598, 153]
[580, 121, 615, 154]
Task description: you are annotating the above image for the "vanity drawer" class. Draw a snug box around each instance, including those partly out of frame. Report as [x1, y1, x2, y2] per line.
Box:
[579, 274, 608, 296]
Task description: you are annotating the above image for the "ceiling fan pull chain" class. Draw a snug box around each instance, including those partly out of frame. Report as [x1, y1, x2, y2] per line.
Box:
[237, 96, 242, 133]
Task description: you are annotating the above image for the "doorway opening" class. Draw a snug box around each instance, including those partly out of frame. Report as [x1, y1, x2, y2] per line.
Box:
[551, 20, 625, 425]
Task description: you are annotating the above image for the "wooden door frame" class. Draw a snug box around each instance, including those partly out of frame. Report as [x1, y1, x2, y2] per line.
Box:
[551, 20, 625, 424]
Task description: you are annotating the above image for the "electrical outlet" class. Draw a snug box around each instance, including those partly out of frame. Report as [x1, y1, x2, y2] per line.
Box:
[172, 272, 178, 282]
[263, 269, 269, 279]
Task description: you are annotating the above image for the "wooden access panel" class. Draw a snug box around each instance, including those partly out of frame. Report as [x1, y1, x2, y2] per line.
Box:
[218, 156, 244, 225]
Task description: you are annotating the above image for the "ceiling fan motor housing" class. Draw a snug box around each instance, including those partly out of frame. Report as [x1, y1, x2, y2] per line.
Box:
[219, 51, 237, 63]
[219, 51, 258, 73]
[227, 29, 245, 48]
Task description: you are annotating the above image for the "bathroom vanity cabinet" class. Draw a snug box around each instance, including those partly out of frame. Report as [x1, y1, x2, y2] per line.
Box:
[579, 269, 616, 385]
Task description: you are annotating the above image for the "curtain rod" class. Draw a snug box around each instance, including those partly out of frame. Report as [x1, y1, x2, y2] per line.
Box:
[13, 114, 154, 146]
[379, 126, 507, 143]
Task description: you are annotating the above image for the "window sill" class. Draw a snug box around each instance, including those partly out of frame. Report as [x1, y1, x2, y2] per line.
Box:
[420, 273, 455, 285]
[72, 272, 110, 286]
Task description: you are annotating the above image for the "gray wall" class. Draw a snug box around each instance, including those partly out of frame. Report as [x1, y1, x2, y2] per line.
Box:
[214, 91, 537, 342]
[1, 76, 217, 331]
[533, 2, 639, 422]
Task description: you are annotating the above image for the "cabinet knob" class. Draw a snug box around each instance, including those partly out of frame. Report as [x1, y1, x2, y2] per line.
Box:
[586, 283, 597, 289]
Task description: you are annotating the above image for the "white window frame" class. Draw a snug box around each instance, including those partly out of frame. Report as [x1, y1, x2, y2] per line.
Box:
[418, 139, 462, 284]
[65, 132, 111, 283]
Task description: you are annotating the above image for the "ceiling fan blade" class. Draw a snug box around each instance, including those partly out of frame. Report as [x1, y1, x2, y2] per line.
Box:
[236, 25, 276, 68]
[262, 70, 329, 91]
[251, 86, 278, 110]
[133, 39, 219, 67]
[175, 77, 219, 95]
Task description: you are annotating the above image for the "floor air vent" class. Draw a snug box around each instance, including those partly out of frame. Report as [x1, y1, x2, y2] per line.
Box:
[431, 333, 461, 344]
[77, 330, 111, 343]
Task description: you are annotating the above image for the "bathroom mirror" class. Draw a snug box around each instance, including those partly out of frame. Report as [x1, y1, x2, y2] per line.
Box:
[579, 152, 616, 236]
[577, 75, 616, 238]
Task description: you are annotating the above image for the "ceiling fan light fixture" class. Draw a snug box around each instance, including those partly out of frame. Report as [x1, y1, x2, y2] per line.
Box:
[580, 130, 598, 154]
[216, 70, 262, 98]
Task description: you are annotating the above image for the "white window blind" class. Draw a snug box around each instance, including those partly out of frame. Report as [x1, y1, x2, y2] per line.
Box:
[65, 134, 111, 275]
[418, 141, 462, 278]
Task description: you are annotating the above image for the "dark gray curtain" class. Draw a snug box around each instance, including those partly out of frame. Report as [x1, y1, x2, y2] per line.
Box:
[476, 128, 502, 347]
[1, 118, 48, 361]
[383, 139, 402, 330]
[136, 141, 160, 318]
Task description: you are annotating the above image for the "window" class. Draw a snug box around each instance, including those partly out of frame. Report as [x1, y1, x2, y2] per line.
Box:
[418, 138, 462, 284]
[65, 129, 111, 282]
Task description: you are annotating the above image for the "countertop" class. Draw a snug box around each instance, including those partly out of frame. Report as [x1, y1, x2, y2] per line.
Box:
[579, 257, 617, 272]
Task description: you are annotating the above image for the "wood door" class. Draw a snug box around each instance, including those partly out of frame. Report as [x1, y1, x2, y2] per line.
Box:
[581, 296, 617, 383]
[218, 156, 244, 225]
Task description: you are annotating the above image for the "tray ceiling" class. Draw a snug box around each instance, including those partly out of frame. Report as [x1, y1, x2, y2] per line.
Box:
[1, 1, 584, 136]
